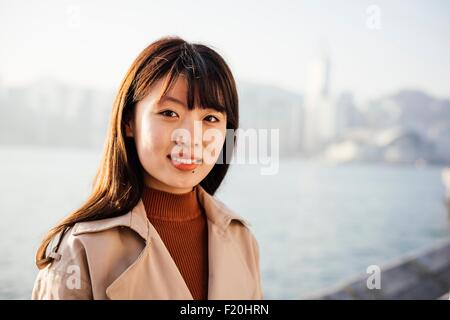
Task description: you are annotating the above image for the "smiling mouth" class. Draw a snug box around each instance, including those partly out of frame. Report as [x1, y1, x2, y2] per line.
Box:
[167, 154, 203, 165]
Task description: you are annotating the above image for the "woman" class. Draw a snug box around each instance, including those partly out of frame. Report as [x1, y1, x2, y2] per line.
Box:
[32, 36, 263, 300]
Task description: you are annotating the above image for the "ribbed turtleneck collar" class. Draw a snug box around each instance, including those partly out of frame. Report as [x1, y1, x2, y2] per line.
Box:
[142, 185, 202, 221]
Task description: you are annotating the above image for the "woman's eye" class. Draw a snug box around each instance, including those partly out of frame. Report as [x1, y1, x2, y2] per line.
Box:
[204, 115, 219, 123]
[160, 110, 178, 118]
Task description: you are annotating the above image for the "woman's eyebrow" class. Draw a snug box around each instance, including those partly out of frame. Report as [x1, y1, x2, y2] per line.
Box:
[204, 108, 226, 115]
[158, 95, 226, 114]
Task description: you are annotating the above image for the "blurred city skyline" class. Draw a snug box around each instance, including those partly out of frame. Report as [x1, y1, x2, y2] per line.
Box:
[1, 0, 450, 166]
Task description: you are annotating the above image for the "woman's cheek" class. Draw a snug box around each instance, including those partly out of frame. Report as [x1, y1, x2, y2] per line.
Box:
[136, 120, 168, 162]
[203, 127, 226, 166]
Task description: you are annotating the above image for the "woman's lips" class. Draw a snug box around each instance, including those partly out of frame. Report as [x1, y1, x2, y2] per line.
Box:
[167, 154, 202, 171]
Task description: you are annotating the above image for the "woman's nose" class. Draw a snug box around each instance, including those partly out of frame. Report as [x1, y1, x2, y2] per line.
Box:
[173, 118, 203, 149]
[174, 134, 200, 147]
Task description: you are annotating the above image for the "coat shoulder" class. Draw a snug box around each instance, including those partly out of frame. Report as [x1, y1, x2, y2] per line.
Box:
[218, 201, 259, 255]
[212, 196, 253, 229]
[221, 206, 263, 299]
[32, 218, 144, 300]
[31, 226, 93, 299]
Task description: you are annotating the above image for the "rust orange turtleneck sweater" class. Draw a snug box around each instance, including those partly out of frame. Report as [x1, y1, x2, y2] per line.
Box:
[142, 185, 208, 300]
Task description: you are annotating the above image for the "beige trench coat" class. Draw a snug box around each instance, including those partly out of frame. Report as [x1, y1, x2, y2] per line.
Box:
[31, 185, 263, 300]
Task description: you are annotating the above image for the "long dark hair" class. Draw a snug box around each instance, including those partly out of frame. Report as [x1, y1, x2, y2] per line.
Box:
[36, 36, 239, 269]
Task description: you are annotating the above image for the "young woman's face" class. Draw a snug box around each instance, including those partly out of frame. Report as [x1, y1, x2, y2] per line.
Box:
[127, 75, 227, 194]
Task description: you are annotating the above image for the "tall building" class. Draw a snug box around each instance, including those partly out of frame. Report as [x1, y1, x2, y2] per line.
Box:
[303, 47, 336, 154]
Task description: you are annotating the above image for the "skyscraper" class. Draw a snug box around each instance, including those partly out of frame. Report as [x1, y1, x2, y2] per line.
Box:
[303, 45, 336, 154]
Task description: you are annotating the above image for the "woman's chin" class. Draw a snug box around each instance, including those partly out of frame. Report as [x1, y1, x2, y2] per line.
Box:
[170, 179, 198, 190]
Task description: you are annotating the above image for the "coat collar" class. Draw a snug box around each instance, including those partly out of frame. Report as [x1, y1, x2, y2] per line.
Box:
[72, 184, 251, 241]
[72, 184, 257, 300]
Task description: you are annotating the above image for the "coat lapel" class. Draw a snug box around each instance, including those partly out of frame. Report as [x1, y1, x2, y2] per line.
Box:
[105, 185, 254, 300]
[207, 221, 256, 299]
[105, 226, 193, 299]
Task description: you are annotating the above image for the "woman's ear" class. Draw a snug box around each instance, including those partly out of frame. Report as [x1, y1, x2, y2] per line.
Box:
[125, 119, 134, 137]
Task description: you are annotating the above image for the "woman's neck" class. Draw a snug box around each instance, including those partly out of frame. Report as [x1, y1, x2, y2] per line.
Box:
[143, 174, 194, 194]
[142, 185, 201, 221]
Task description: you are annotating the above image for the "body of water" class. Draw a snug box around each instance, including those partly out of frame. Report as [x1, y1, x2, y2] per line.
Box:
[0, 146, 449, 299]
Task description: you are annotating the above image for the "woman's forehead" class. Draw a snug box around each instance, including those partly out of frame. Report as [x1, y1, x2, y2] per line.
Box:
[154, 74, 226, 113]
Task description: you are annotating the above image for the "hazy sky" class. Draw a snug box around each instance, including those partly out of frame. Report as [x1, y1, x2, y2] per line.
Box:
[1, 0, 449, 101]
